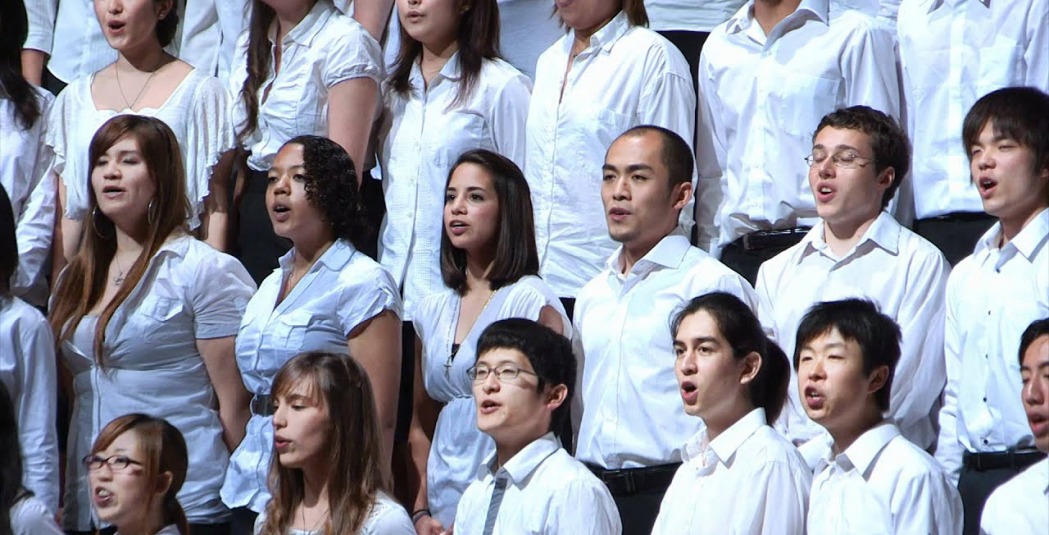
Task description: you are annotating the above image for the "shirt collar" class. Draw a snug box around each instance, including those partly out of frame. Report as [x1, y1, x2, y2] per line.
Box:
[683, 408, 768, 466]
[973, 208, 1049, 262]
[727, 0, 828, 34]
[275, 239, 357, 274]
[564, 10, 631, 54]
[269, 0, 335, 47]
[924, 0, 992, 14]
[605, 229, 692, 275]
[798, 212, 901, 263]
[408, 51, 463, 88]
[478, 432, 561, 485]
[831, 421, 900, 477]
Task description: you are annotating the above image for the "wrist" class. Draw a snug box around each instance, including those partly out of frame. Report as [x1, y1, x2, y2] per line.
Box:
[411, 508, 431, 525]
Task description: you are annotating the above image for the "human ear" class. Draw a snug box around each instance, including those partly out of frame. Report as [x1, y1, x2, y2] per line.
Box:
[877, 167, 895, 191]
[867, 365, 890, 397]
[739, 351, 761, 386]
[671, 181, 693, 210]
[545, 384, 568, 411]
[154, 471, 173, 497]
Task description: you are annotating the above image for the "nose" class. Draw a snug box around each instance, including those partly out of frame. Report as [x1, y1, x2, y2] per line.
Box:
[1023, 376, 1046, 407]
[677, 350, 698, 376]
[272, 404, 286, 429]
[610, 176, 630, 201]
[806, 358, 826, 380]
[449, 194, 467, 214]
[270, 174, 291, 194]
[975, 149, 995, 170]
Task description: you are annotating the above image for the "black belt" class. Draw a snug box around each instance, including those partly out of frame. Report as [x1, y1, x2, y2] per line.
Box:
[250, 394, 274, 416]
[584, 463, 681, 496]
[963, 450, 1045, 472]
[919, 211, 995, 223]
[731, 227, 811, 251]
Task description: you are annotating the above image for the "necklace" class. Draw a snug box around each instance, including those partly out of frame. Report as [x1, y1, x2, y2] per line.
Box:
[114, 62, 161, 110]
[445, 288, 499, 376]
[112, 258, 130, 287]
[300, 504, 329, 533]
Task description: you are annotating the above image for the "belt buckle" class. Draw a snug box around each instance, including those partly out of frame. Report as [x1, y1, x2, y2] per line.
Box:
[251, 394, 273, 416]
[603, 470, 637, 495]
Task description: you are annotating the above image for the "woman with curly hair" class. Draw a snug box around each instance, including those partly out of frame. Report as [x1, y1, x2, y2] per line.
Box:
[223, 136, 402, 533]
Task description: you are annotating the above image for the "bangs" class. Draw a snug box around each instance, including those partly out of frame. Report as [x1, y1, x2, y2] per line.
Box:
[271, 364, 325, 407]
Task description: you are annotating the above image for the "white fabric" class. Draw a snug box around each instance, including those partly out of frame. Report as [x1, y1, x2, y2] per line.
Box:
[574, 230, 758, 468]
[695, 0, 900, 252]
[980, 458, 1049, 535]
[9, 496, 63, 535]
[45, 68, 234, 229]
[178, 0, 251, 83]
[222, 239, 402, 513]
[0, 296, 60, 514]
[497, 0, 564, 80]
[413, 276, 570, 527]
[645, 0, 748, 32]
[117, 525, 180, 535]
[830, 0, 901, 25]
[229, 0, 383, 172]
[1, 87, 55, 308]
[23, 0, 118, 84]
[454, 433, 621, 535]
[58, 236, 255, 530]
[651, 409, 811, 535]
[808, 421, 963, 535]
[377, 56, 530, 319]
[936, 210, 1049, 482]
[897, 0, 1049, 220]
[756, 212, 949, 448]
[252, 493, 415, 535]
[526, 11, 696, 297]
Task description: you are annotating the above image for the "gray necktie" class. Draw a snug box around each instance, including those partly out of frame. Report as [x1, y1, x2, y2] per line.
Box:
[481, 474, 509, 535]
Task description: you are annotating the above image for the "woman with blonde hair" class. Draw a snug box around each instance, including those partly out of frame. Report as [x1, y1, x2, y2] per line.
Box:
[50, 115, 254, 534]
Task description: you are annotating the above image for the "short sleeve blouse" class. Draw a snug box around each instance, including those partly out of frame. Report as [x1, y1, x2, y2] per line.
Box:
[58, 235, 255, 530]
[45, 68, 235, 228]
[252, 493, 415, 535]
[228, 0, 383, 172]
[222, 239, 402, 512]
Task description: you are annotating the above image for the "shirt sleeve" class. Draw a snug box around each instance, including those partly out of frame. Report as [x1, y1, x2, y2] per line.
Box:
[44, 87, 88, 220]
[1024, 0, 1049, 91]
[13, 94, 56, 303]
[14, 309, 61, 513]
[323, 24, 384, 88]
[363, 502, 416, 534]
[190, 249, 256, 339]
[935, 273, 965, 484]
[734, 459, 810, 535]
[11, 497, 64, 535]
[890, 467, 964, 535]
[23, 0, 57, 54]
[183, 76, 237, 229]
[336, 262, 401, 337]
[694, 48, 726, 254]
[841, 19, 901, 120]
[488, 70, 532, 170]
[546, 479, 623, 534]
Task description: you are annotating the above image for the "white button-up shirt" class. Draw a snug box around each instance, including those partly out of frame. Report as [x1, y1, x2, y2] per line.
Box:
[695, 0, 900, 251]
[1, 89, 55, 308]
[809, 421, 963, 535]
[58, 236, 255, 530]
[651, 409, 811, 535]
[496, 0, 563, 80]
[526, 11, 696, 297]
[646, 0, 748, 32]
[574, 230, 758, 468]
[178, 0, 251, 83]
[23, 0, 118, 84]
[830, 0, 900, 26]
[936, 210, 1049, 481]
[0, 296, 60, 514]
[228, 0, 383, 172]
[897, 0, 1049, 220]
[454, 433, 622, 535]
[223, 239, 401, 513]
[756, 212, 950, 448]
[980, 458, 1049, 535]
[377, 56, 530, 319]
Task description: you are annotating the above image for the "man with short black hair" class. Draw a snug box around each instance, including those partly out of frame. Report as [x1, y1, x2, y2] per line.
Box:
[796, 299, 962, 535]
[574, 125, 755, 534]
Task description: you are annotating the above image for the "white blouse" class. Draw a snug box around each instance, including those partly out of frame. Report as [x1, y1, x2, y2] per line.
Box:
[1, 87, 55, 308]
[253, 493, 415, 535]
[45, 68, 235, 229]
[412, 275, 570, 527]
[228, 0, 383, 172]
[651, 409, 811, 535]
[0, 296, 60, 514]
[526, 11, 696, 297]
[377, 55, 530, 319]
[222, 239, 402, 513]
[9, 495, 63, 535]
[58, 235, 255, 531]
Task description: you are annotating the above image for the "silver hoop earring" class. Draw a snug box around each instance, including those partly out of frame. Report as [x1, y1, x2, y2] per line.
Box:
[92, 206, 106, 237]
[148, 199, 158, 225]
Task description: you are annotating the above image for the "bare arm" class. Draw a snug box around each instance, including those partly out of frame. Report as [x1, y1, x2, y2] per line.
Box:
[327, 77, 379, 186]
[351, 0, 395, 42]
[347, 309, 402, 470]
[537, 305, 564, 336]
[52, 176, 82, 282]
[197, 336, 251, 451]
[407, 337, 446, 535]
[199, 150, 237, 252]
[21, 50, 47, 86]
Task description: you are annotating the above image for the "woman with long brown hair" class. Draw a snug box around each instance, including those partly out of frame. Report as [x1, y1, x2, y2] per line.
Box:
[258, 352, 414, 534]
[50, 115, 255, 535]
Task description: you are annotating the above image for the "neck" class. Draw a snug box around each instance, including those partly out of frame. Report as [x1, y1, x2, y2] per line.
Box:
[571, 13, 616, 55]
[114, 220, 150, 258]
[823, 214, 878, 257]
[464, 249, 494, 293]
[292, 235, 335, 271]
[703, 402, 755, 442]
[754, 0, 802, 34]
[619, 229, 672, 275]
[117, 42, 167, 73]
[998, 207, 1046, 247]
[829, 410, 884, 456]
[274, 1, 315, 42]
[420, 37, 459, 77]
[301, 465, 330, 511]
[494, 430, 546, 468]
[117, 508, 166, 535]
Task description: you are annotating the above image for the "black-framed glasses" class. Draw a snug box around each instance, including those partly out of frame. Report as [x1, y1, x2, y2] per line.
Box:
[804, 151, 876, 169]
[467, 364, 539, 383]
[82, 454, 144, 471]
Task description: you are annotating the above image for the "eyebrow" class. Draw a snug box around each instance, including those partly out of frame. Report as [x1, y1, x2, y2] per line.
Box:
[674, 336, 720, 346]
[447, 186, 488, 193]
[811, 144, 861, 153]
[1021, 362, 1049, 371]
[802, 341, 848, 352]
[602, 163, 657, 173]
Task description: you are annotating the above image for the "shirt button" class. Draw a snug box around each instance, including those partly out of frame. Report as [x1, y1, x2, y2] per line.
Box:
[983, 397, 987, 402]
[983, 439, 989, 445]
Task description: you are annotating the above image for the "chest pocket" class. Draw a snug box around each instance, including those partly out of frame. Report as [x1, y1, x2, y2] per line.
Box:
[137, 296, 184, 336]
[775, 74, 842, 137]
[273, 310, 313, 349]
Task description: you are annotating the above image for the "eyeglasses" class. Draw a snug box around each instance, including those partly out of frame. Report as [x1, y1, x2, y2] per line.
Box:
[82, 454, 144, 471]
[467, 364, 538, 383]
[804, 151, 876, 169]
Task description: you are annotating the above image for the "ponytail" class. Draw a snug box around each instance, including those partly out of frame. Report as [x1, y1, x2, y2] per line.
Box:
[165, 493, 190, 535]
[753, 338, 790, 423]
